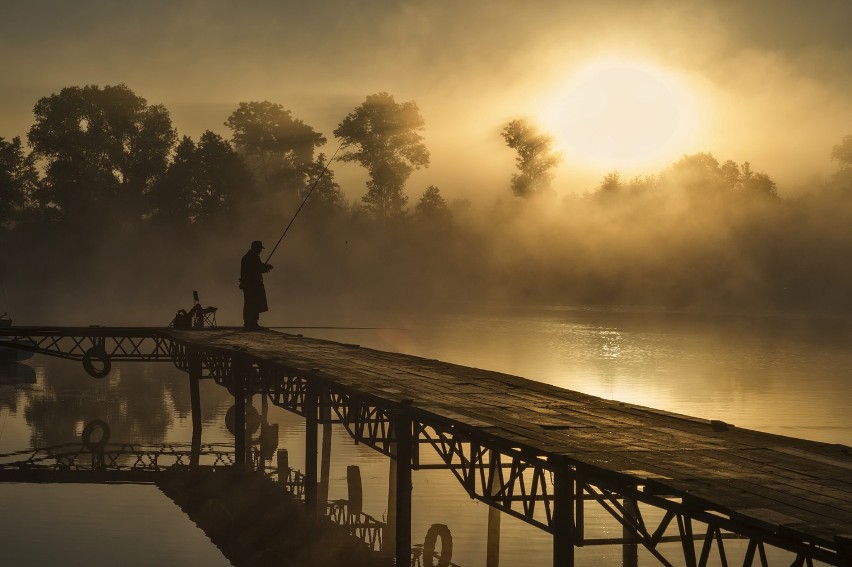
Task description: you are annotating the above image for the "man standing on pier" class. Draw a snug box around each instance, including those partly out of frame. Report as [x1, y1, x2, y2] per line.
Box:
[239, 240, 273, 330]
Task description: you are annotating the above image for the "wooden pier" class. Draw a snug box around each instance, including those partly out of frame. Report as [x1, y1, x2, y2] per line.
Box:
[2, 325, 851, 566]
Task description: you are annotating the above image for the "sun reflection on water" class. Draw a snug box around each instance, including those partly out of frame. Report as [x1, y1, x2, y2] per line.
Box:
[598, 329, 623, 359]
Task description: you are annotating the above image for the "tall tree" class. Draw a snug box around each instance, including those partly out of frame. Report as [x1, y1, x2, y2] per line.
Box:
[27, 84, 175, 221]
[0, 136, 39, 228]
[191, 131, 253, 222]
[152, 131, 252, 224]
[597, 171, 624, 195]
[334, 92, 429, 221]
[828, 134, 852, 192]
[501, 119, 562, 198]
[225, 101, 326, 200]
[150, 136, 197, 222]
[737, 161, 778, 200]
[300, 153, 346, 216]
[831, 135, 852, 169]
[661, 153, 737, 206]
[414, 185, 452, 225]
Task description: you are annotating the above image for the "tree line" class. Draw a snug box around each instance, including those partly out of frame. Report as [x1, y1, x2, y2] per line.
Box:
[0, 85, 447, 231]
[2, 82, 852, 319]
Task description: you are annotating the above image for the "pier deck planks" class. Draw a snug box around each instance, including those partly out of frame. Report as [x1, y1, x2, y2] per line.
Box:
[164, 328, 852, 553]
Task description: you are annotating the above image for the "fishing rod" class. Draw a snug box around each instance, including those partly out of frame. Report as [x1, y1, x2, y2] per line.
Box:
[266, 326, 408, 331]
[265, 142, 345, 264]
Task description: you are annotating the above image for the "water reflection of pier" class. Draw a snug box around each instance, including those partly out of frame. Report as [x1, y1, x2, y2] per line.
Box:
[2, 325, 851, 566]
[0, 424, 401, 565]
[0, 440, 238, 482]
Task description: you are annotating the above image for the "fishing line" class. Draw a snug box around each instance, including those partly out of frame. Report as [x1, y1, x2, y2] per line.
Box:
[265, 142, 344, 264]
[0, 277, 10, 319]
[266, 326, 407, 331]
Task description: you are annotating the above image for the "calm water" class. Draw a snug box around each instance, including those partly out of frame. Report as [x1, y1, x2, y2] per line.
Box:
[0, 307, 849, 566]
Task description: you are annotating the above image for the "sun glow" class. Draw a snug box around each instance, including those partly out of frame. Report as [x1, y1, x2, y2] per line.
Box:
[538, 57, 702, 170]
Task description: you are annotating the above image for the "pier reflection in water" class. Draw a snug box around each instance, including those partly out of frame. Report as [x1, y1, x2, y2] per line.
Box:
[0, 328, 846, 566]
[0, 356, 471, 567]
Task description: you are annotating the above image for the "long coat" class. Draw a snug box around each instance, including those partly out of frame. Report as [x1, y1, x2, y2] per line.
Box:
[240, 250, 271, 314]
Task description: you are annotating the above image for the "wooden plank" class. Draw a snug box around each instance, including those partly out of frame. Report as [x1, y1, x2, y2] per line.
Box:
[769, 446, 852, 472]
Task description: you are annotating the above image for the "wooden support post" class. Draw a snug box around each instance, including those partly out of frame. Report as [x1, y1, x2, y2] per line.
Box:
[188, 349, 202, 469]
[347, 465, 363, 516]
[678, 514, 697, 567]
[836, 535, 852, 566]
[553, 464, 575, 567]
[622, 497, 638, 567]
[384, 442, 397, 558]
[487, 450, 502, 567]
[487, 507, 502, 566]
[575, 479, 584, 547]
[394, 400, 413, 567]
[304, 380, 319, 517]
[233, 356, 247, 470]
[319, 401, 332, 509]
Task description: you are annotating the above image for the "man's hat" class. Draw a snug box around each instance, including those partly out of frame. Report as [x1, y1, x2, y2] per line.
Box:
[252, 240, 264, 249]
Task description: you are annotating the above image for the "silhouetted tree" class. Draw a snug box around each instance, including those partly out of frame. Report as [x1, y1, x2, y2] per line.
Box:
[300, 153, 346, 217]
[737, 161, 778, 200]
[827, 135, 852, 193]
[597, 171, 624, 195]
[334, 92, 429, 221]
[225, 101, 326, 200]
[27, 84, 175, 222]
[593, 172, 662, 210]
[663, 153, 777, 203]
[663, 153, 727, 195]
[720, 160, 741, 190]
[501, 119, 562, 198]
[150, 136, 196, 222]
[831, 135, 852, 168]
[191, 131, 253, 222]
[0, 136, 39, 228]
[151, 131, 252, 223]
[414, 185, 452, 225]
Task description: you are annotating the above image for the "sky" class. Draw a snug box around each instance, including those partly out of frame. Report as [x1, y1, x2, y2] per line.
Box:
[2, 0, 852, 201]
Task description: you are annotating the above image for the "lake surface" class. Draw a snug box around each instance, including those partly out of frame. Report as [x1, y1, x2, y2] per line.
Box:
[1, 307, 849, 566]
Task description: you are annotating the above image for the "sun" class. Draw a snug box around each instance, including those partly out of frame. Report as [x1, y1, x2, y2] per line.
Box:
[538, 58, 700, 170]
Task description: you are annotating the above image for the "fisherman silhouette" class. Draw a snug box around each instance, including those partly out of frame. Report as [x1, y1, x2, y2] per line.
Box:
[239, 240, 273, 330]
